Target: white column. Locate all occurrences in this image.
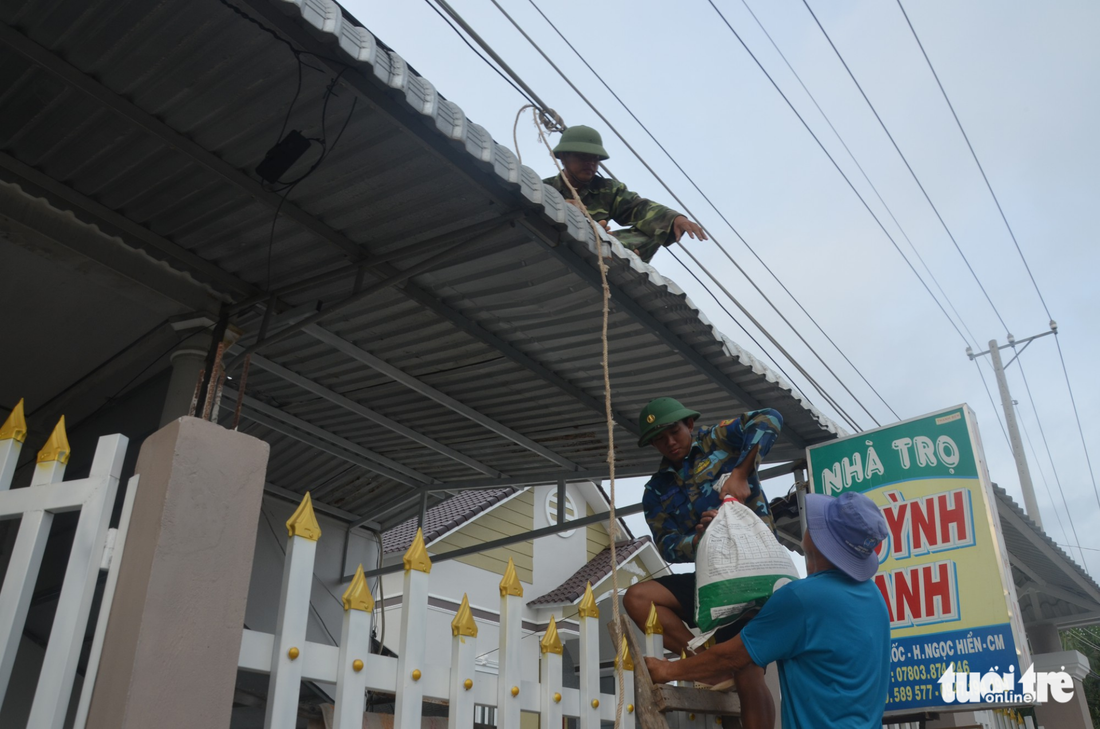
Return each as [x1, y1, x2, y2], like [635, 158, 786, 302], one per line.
[159, 335, 212, 427]
[29, 433, 127, 729]
[264, 493, 322, 729]
[616, 635, 636, 729]
[332, 564, 375, 729]
[74, 472, 141, 729]
[0, 398, 27, 489]
[497, 558, 524, 729]
[0, 417, 69, 709]
[448, 594, 478, 729]
[678, 651, 701, 729]
[577, 582, 601, 729]
[540, 616, 564, 729]
[394, 528, 431, 729]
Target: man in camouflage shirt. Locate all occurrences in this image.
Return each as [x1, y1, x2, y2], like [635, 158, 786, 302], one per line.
[623, 397, 783, 729]
[543, 125, 708, 262]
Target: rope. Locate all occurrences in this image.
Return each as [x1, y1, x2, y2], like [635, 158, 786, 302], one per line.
[526, 108, 625, 729]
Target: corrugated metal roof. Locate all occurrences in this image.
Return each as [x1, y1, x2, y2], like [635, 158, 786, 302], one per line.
[0, 0, 839, 529]
[993, 484, 1100, 627]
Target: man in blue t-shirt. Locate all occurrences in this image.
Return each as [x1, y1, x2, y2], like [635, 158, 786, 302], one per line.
[645, 491, 891, 729]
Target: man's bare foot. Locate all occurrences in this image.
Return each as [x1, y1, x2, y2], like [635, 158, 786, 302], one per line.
[646, 656, 674, 684]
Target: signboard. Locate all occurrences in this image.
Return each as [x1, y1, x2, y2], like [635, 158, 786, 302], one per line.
[806, 404, 1030, 715]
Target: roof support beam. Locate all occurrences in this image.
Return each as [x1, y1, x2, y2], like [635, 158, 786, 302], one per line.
[997, 500, 1100, 604]
[264, 483, 379, 531]
[220, 387, 433, 487]
[360, 501, 646, 580]
[527, 226, 810, 451]
[0, 21, 366, 260]
[1008, 554, 1098, 613]
[349, 489, 449, 528]
[303, 324, 581, 470]
[250, 355, 503, 477]
[400, 282, 642, 436]
[228, 217, 518, 365]
[422, 468, 654, 493]
[0, 150, 258, 298]
[234, 0, 823, 453]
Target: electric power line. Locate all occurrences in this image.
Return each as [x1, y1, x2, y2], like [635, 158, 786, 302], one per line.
[896, 0, 1100, 516]
[667, 249, 861, 432]
[802, 0, 1009, 334]
[738, 0, 981, 353]
[703, 0, 973, 350]
[490, 0, 882, 429]
[1012, 357, 1090, 573]
[421, 0, 537, 108]
[894, 0, 1049, 320]
[523, 0, 900, 423]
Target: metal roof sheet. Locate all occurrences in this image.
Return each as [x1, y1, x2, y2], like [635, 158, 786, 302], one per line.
[0, 0, 839, 530]
[993, 484, 1100, 628]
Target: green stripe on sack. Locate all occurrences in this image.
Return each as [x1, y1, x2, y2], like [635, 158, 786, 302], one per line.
[696, 574, 791, 632]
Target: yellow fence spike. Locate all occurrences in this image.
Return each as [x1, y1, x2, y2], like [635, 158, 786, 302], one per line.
[341, 564, 374, 612]
[499, 556, 523, 597]
[644, 602, 664, 635]
[286, 491, 322, 541]
[540, 615, 563, 655]
[403, 527, 432, 573]
[0, 399, 28, 443]
[615, 635, 634, 671]
[577, 581, 599, 618]
[36, 416, 70, 464]
[452, 594, 478, 637]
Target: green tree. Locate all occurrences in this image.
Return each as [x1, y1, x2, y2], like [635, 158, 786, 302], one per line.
[1061, 626, 1100, 726]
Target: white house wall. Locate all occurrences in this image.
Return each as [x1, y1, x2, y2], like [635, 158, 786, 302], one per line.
[531, 483, 594, 599]
[379, 558, 541, 684]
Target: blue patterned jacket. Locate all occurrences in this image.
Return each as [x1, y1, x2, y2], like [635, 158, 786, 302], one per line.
[642, 409, 783, 563]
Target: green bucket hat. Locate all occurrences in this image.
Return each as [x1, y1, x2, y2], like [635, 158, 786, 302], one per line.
[552, 125, 610, 160]
[637, 397, 701, 447]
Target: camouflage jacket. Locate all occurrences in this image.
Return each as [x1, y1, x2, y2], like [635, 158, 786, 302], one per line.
[543, 173, 683, 262]
[642, 409, 783, 564]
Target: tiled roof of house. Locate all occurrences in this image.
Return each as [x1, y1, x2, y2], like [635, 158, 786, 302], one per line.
[527, 537, 652, 607]
[382, 488, 518, 554]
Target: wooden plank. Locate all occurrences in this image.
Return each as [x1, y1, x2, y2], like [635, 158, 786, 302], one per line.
[654, 686, 741, 715]
[614, 617, 741, 721]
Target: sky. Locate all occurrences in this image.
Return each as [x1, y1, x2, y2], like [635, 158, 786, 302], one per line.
[341, 0, 1100, 576]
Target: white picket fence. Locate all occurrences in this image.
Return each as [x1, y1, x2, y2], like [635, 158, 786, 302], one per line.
[0, 402, 138, 729]
[237, 490, 639, 729]
[884, 707, 1036, 729]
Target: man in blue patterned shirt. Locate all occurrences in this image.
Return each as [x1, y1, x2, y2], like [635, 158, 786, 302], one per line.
[623, 397, 783, 729]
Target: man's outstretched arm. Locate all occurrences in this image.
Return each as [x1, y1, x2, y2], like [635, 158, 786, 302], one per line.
[645, 635, 757, 685]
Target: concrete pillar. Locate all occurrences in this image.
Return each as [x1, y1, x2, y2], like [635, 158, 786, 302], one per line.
[1031, 650, 1093, 729]
[925, 710, 985, 727]
[158, 335, 212, 427]
[1026, 623, 1062, 655]
[85, 416, 269, 729]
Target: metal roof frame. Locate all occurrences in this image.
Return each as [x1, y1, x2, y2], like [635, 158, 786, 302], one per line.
[1, 0, 839, 531]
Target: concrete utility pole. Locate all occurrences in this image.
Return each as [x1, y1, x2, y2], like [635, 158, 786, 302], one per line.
[967, 323, 1057, 527]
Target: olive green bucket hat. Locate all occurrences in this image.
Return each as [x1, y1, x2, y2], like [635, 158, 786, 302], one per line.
[552, 125, 610, 160]
[637, 397, 701, 447]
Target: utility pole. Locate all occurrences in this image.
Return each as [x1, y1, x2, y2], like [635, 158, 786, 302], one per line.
[967, 323, 1057, 527]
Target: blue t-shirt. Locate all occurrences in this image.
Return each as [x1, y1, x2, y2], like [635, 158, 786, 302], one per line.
[740, 570, 890, 729]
